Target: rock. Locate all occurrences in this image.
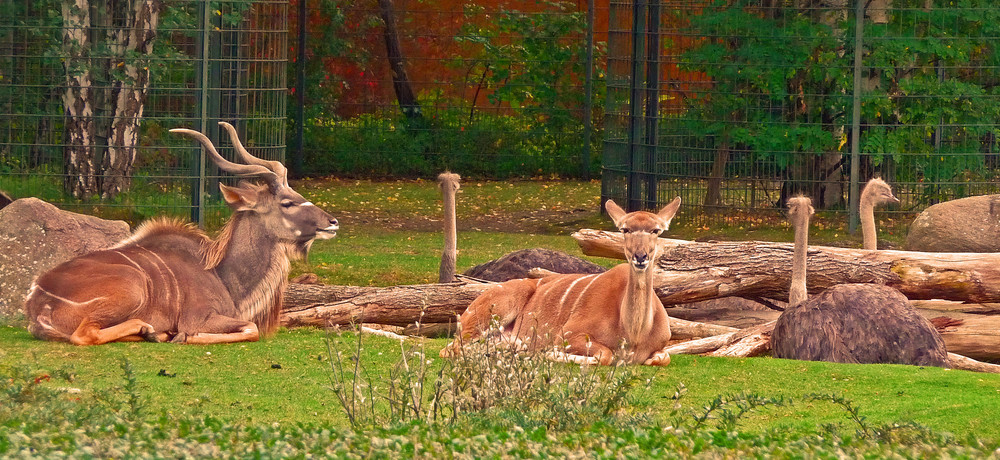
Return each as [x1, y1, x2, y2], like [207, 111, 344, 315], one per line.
[772, 284, 950, 367]
[0, 198, 130, 316]
[906, 195, 1000, 252]
[464, 248, 606, 282]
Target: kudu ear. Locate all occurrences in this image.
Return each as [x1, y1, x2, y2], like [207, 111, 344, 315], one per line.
[220, 183, 259, 211]
[657, 197, 682, 227]
[605, 199, 627, 227]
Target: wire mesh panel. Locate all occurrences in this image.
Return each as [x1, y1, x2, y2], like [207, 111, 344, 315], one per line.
[605, 0, 1000, 227]
[288, 0, 602, 180]
[0, 0, 287, 228]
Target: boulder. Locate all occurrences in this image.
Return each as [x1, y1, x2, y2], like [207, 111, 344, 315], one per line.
[0, 198, 130, 316]
[772, 284, 950, 367]
[906, 195, 1000, 252]
[464, 248, 606, 282]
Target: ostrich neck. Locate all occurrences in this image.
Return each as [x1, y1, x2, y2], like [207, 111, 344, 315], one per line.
[439, 188, 457, 282]
[621, 265, 657, 344]
[860, 198, 877, 250]
[789, 216, 809, 307]
[443, 191, 457, 254]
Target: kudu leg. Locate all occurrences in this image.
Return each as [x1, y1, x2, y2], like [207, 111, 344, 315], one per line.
[177, 315, 260, 345]
[559, 334, 615, 366]
[644, 348, 671, 367]
[70, 318, 160, 346]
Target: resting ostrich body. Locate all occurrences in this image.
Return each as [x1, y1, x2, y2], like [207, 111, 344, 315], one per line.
[860, 178, 900, 250]
[441, 198, 681, 366]
[464, 248, 606, 282]
[771, 195, 949, 366]
[438, 172, 461, 283]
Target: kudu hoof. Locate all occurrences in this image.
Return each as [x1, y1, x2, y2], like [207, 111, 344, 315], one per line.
[170, 332, 188, 344]
[140, 326, 161, 343]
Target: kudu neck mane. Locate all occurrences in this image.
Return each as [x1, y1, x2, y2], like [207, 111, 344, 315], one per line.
[205, 210, 301, 330]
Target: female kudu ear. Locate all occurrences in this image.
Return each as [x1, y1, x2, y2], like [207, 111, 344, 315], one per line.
[605, 199, 627, 227]
[657, 197, 682, 228]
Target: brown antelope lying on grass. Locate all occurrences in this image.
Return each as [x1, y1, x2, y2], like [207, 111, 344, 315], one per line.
[441, 197, 681, 365]
[24, 123, 338, 345]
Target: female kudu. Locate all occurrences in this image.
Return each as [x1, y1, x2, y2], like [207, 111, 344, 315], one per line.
[441, 198, 682, 365]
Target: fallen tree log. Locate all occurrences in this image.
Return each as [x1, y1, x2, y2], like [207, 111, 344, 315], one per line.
[281, 281, 492, 328]
[280, 279, 1000, 369]
[574, 229, 1000, 304]
[281, 281, 737, 340]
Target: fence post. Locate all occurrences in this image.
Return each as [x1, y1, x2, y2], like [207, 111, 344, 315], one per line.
[294, 0, 306, 178]
[627, 0, 647, 211]
[848, 0, 864, 234]
[581, 0, 594, 179]
[643, 0, 660, 209]
[193, 0, 211, 227]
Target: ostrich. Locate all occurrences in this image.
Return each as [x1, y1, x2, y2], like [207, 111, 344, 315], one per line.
[438, 172, 461, 283]
[771, 195, 949, 367]
[860, 178, 900, 250]
[463, 248, 606, 282]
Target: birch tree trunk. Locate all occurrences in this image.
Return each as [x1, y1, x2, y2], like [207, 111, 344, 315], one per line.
[61, 0, 160, 199]
[62, 0, 97, 198]
[101, 0, 160, 199]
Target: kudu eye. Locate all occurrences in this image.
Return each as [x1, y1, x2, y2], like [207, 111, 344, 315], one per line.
[280, 200, 296, 208]
[621, 228, 631, 234]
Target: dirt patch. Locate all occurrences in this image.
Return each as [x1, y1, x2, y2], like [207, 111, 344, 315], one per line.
[336, 207, 601, 234]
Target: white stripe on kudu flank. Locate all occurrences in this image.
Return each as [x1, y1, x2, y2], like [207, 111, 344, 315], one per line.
[34, 285, 106, 307]
[114, 250, 144, 271]
[570, 274, 601, 315]
[558, 274, 597, 310]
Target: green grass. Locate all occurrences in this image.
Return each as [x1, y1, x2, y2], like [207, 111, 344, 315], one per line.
[4, 324, 1000, 441]
[298, 229, 616, 286]
[2, 178, 992, 456]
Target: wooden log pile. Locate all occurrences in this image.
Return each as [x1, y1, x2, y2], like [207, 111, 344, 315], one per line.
[278, 230, 1000, 372]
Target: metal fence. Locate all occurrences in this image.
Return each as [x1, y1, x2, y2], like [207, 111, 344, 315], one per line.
[603, 0, 1000, 228]
[5, 0, 996, 229]
[288, 0, 603, 180]
[0, 0, 287, 227]
[1, 0, 603, 225]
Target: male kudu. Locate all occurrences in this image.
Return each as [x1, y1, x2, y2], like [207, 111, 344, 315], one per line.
[25, 123, 338, 345]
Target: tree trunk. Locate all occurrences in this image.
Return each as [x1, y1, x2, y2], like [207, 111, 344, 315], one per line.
[574, 229, 1000, 304]
[281, 281, 492, 328]
[62, 0, 97, 198]
[100, 0, 160, 199]
[703, 139, 729, 207]
[61, 0, 159, 199]
[377, 0, 421, 119]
